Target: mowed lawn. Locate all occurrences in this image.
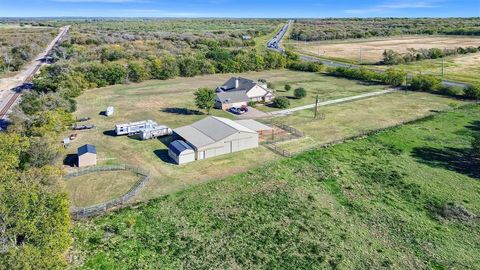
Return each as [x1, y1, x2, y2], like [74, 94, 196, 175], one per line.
[255, 75, 388, 112]
[64, 70, 467, 206]
[66, 171, 141, 208]
[71, 105, 480, 269]
[275, 91, 470, 152]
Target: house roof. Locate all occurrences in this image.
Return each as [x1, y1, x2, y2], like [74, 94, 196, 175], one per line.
[168, 140, 194, 156]
[173, 116, 256, 149]
[235, 119, 273, 132]
[220, 77, 257, 92]
[216, 91, 249, 104]
[78, 144, 96, 156]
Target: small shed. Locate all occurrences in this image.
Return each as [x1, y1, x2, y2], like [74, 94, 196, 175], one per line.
[77, 144, 97, 167]
[106, 106, 114, 117]
[168, 140, 195, 165]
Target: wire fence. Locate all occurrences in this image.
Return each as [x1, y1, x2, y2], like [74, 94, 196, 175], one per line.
[65, 165, 151, 219]
[259, 121, 305, 156]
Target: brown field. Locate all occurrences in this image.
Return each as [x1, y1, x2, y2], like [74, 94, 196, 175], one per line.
[292, 35, 480, 63]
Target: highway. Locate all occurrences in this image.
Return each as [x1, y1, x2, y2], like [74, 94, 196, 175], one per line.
[0, 25, 70, 127]
[267, 21, 468, 88]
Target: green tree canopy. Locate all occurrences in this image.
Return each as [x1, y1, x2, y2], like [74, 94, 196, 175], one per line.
[272, 96, 290, 109]
[294, 87, 307, 99]
[194, 88, 216, 114]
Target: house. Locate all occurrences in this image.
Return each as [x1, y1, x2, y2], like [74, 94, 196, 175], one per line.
[170, 116, 259, 163]
[215, 77, 274, 110]
[168, 140, 195, 165]
[77, 144, 97, 167]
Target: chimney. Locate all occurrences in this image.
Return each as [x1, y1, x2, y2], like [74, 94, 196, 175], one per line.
[235, 78, 239, 89]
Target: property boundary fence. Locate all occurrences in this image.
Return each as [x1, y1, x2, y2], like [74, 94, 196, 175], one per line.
[259, 121, 305, 157]
[65, 165, 151, 219]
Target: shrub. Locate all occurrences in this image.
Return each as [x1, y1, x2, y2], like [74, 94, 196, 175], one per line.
[294, 87, 307, 99]
[463, 84, 480, 100]
[247, 101, 258, 107]
[410, 75, 441, 91]
[272, 96, 290, 109]
[288, 61, 323, 72]
[437, 85, 463, 96]
[284, 84, 292, 91]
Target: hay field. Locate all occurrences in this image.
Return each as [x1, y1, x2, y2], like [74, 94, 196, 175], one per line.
[292, 35, 480, 63]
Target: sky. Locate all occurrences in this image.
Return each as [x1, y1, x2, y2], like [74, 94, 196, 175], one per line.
[0, 0, 478, 18]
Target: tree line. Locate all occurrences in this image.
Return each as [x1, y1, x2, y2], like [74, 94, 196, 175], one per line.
[327, 66, 480, 100]
[382, 46, 480, 65]
[291, 18, 480, 42]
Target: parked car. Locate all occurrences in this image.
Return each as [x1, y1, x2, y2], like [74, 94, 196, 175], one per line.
[229, 107, 246, 115]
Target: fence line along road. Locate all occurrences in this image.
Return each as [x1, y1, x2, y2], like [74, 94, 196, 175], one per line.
[269, 89, 396, 116]
[66, 164, 151, 219]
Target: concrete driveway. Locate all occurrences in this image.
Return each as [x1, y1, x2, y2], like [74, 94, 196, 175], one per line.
[230, 107, 269, 119]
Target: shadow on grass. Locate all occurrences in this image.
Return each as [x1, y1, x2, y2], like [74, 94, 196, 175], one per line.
[64, 154, 78, 167]
[153, 149, 174, 163]
[161, 107, 204, 116]
[466, 120, 480, 132]
[411, 147, 480, 179]
[103, 130, 117, 137]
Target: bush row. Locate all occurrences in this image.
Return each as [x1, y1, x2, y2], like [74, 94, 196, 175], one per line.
[382, 46, 480, 65]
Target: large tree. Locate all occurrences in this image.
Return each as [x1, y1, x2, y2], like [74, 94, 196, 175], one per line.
[194, 88, 216, 114]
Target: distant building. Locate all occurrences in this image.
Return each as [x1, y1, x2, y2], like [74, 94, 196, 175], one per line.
[78, 144, 97, 167]
[170, 116, 259, 163]
[242, 35, 252, 40]
[215, 77, 274, 110]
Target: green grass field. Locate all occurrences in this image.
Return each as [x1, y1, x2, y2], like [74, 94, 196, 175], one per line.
[65, 170, 142, 208]
[64, 70, 468, 207]
[71, 105, 480, 269]
[256, 75, 388, 112]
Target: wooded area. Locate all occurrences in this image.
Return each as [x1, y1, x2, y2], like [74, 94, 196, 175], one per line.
[291, 18, 480, 41]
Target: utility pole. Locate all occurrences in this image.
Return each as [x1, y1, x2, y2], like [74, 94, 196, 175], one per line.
[441, 58, 445, 80]
[314, 94, 319, 119]
[359, 47, 363, 65]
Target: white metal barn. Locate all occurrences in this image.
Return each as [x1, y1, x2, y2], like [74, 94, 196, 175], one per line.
[168, 140, 195, 165]
[172, 116, 259, 161]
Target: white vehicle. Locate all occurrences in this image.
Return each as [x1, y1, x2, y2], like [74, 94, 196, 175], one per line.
[115, 120, 158, 136]
[140, 126, 173, 140]
[106, 106, 114, 117]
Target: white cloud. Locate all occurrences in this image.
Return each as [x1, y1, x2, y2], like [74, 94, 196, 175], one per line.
[345, 0, 442, 14]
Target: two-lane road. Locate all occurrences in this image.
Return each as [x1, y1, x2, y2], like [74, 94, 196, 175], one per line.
[0, 25, 70, 125]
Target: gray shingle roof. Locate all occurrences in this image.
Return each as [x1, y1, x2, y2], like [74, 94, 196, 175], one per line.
[220, 77, 257, 92]
[216, 91, 249, 104]
[78, 144, 96, 156]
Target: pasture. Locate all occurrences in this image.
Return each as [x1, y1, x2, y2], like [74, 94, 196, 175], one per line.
[71, 105, 480, 269]
[291, 35, 480, 64]
[63, 70, 467, 207]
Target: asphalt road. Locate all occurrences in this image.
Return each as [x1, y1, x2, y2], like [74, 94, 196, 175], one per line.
[268, 21, 468, 89]
[0, 25, 70, 127]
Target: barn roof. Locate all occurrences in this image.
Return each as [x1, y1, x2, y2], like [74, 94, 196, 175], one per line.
[173, 116, 256, 149]
[235, 119, 273, 132]
[78, 144, 96, 156]
[168, 140, 194, 156]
